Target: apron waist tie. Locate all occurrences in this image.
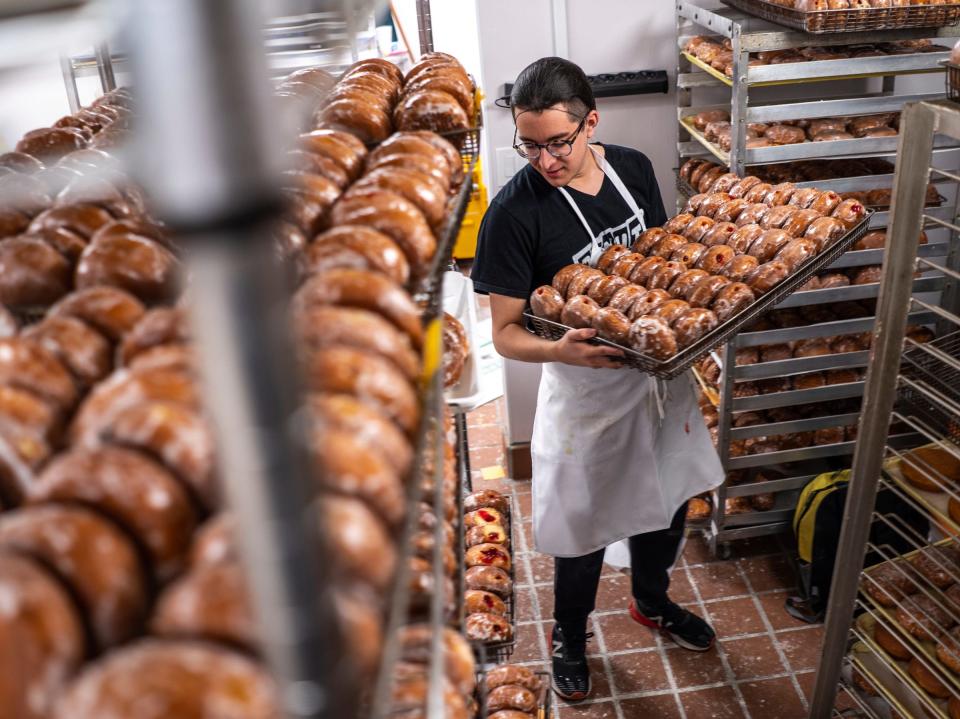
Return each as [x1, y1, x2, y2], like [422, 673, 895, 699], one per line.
[652, 377, 666, 426]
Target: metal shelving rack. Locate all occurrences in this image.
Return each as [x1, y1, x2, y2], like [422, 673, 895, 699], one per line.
[810, 99, 960, 719]
[675, 0, 960, 555]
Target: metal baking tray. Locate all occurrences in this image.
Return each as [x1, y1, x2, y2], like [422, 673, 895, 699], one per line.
[523, 211, 873, 380]
[722, 0, 960, 34]
[897, 332, 960, 445]
[467, 502, 516, 664]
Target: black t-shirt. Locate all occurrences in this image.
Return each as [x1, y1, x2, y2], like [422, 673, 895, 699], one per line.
[471, 143, 667, 299]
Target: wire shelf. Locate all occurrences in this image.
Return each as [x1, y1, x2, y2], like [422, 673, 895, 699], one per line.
[722, 0, 960, 34]
[468, 502, 517, 665]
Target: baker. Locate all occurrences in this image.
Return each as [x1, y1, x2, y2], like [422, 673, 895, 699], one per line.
[471, 57, 722, 701]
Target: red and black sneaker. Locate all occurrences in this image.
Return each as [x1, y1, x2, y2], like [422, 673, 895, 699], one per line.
[551, 625, 592, 702]
[629, 599, 716, 652]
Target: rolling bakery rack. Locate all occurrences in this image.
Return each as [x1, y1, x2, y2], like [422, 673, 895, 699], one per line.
[808, 99, 960, 718]
[675, 0, 960, 556]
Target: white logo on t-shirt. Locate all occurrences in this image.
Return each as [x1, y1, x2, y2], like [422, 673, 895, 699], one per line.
[571, 212, 647, 264]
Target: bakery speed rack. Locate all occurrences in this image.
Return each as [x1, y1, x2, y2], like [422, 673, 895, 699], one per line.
[809, 99, 960, 719]
[675, 0, 960, 179]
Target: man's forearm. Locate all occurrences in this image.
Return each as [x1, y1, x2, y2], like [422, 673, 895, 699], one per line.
[493, 322, 558, 364]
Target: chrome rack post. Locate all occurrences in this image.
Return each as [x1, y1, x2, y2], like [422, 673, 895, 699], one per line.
[126, 1, 349, 717]
[94, 42, 116, 92]
[808, 101, 936, 718]
[416, 0, 432, 54]
[59, 54, 81, 113]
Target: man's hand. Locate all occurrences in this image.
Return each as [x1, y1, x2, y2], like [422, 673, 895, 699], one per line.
[550, 328, 625, 369]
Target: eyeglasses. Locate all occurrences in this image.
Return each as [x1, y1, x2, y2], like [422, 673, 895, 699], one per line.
[513, 116, 586, 159]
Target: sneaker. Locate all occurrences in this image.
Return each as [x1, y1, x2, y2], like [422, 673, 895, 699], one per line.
[629, 599, 716, 652]
[550, 625, 593, 701]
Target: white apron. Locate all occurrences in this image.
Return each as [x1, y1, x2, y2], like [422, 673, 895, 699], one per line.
[531, 148, 723, 558]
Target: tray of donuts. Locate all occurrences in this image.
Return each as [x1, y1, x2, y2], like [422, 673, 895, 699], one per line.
[885, 444, 960, 537]
[850, 617, 953, 719]
[475, 664, 552, 719]
[463, 489, 517, 662]
[525, 188, 872, 379]
[721, 0, 960, 34]
[858, 540, 960, 714]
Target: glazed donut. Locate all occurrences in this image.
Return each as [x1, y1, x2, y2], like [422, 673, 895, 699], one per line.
[466, 524, 509, 548]
[628, 317, 677, 359]
[587, 271, 629, 305]
[696, 193, 733, 219]
[487, 685, 537, 714]
[309, 393, 412, 479]
[727, 224, 765, 254]
[0, 551, 85, 719]
[853, 230, 886, 251]
[0, 209, 30, 239]
[0, 337, 76, 417]
[629, 256, 666, 285]
[631, 227, 667, 255]
[91, 218, 170, 251]
[567, 268, 606, 298]
[485, 665, 542, 693]
[0, 382, 60, 449]
[671, 243, 708, 267]
[366, 135, 450, 178]
[701, 221, 737, 248]
[668, 269, 710, 299]
[75, 233, 181, 305]
[937, 626, 960, 675]
[831, 198, 867, 229]
[908, 656, 951, 699]
[780, 208, 821, 238]
[329, 190, 436, 279]
[735, 203, 770, 227]
[794, 339, 831, 357]
[707, 173, 740, 195]
[349, 167, 447, 229]
[560, 295, 600, 329]
[775, 238, 819, 271]
[743, 182, 774, 204]
[295, 305, 420, 380]
[608, 254, 645, 282]
[596, 244, 631, 273]
[748, 229, 793, 262]
[316, 98, 391, 144]
[818, 272, 851, 289]
[311, 428, 405, 527]
[322, 493, 398, 590]
[909, 544, 960, 589]
[466, 543, 512, 570]
[628, 288, 671, 319]
[662, 213, 695, 235]
[0, 151, 44, 173]
[465, 565, 512, 597]
[290, 150, 356, 191]
[744, 261, 789, 296]
[117, 307, 189, 366]
[0, 504, 146, 650]
[29, 444, 199, 582]
[396, 624, 476, 696]
[293, 269, 423, 348]
[465, 612, 513, 643]
[394, 89, 470, 135]
[15, 128, 86, 163]
[150, 559, 256, 651]
[695, 244, 736, 273]
[812, 130, 854, 142]
[0, 235, 71, 310]
[764, 125, 805, 146]
[697, 166, 727, 194]
[344, 57, 404, 86]
[47, 286, 144, 343]
[304, 346, 418, 437]
[29, 204, 113, 248]
[896, 594, 954, 642]
[787, 188, 822, 209]
[649, 300, 690, 325]
[729, 176, 763, 199]
[711, 282, 755, 321]
[552, 264, 589, 296]
[649, 234, 688, 260]
[465, 589, 507, 616]
[680, 159, 709, 182]
[606, 285, 647, 316]
[686, 274, 731, 308]
[23, 315, 111, 387]
[389, 131, 463, 186]
[759, 205, 799, 231]
[648, 261, 688, 290]
[673, 308, 718, 348]
[0, 173, 52, 217]
[808, 190, 842, 216]
[682, 193, 709, 214]
[592, 307, 632, 344]
[682, 216, 716, 243]
[51, 640, 279, 719]
[402, 70, 474, 118]
[713, 199, 750, 224]
[305, 225, 410, 286]
[530, 285, 566, 322]
[765, 182, 798, 206]
[689, 162, 719, 189]
[862, 563, 916, 607]
[54, 176, 136, 219]
[850, 266, 882, 285]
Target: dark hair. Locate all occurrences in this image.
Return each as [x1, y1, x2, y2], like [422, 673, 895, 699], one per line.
[510, 57, 595, 121]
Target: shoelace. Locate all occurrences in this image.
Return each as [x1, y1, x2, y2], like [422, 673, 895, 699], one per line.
[557, 631, 595, 659]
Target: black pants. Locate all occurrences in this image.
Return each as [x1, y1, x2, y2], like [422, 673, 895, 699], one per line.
[553, 502, 688, 634]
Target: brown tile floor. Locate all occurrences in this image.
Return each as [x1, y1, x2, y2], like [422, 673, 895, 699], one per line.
[464, 396, 829, 719]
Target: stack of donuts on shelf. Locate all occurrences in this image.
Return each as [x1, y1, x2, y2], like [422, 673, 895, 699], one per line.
[463, 489, 515, 648]
[444, 311, 470, 388]
[688, 109, 901, 152]
[684, 34, 945, 78]
[477, 664, 545, 718]
[859, 540, 960, 714]
[530, 165, 867, 361]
